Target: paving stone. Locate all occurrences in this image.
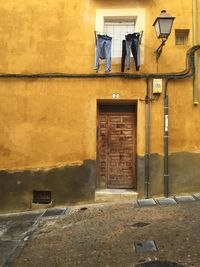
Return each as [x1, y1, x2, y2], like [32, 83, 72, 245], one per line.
[193, 193, 200, 200]
[156, 198, 177, 206]
[174, 195, 195, 203]
[137, 199, 157, 207]
[134, 240, 158, 253]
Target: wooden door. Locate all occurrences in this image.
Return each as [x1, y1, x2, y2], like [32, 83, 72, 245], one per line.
[98, 108, 136, 189]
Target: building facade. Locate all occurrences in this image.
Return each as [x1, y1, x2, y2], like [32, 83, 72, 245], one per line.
[0, 0, 200, 212]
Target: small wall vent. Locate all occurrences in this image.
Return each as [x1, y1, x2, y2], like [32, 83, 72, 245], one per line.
[33, 190, 51, 204]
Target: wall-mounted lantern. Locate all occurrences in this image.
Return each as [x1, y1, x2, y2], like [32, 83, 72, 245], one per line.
[153, 10, 175, 60]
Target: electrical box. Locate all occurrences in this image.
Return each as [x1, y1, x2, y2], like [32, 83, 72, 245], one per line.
[153, 79, 162, 94]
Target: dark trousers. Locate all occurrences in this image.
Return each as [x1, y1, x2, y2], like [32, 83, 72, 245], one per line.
[121, 35, 140, 72]
[131, 36, 140, 71]
[121, 40, 126, 72]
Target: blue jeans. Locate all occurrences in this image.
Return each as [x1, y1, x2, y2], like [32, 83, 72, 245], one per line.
[125, 39, 133, 70]
[94, 35, 112, 72]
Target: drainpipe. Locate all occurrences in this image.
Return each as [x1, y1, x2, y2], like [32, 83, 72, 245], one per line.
[164, 80, 169, 197]
[193, 0, 199, 104]
[145, 78, 151, 198]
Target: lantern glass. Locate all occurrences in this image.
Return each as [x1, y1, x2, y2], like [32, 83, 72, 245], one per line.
[159, 18, 174, 38]
[153, 10, 175, 39]
[154, 20, 161, 38]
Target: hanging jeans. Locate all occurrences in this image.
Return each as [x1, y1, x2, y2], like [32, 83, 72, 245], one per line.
[94, 35, 112, 73]
[121, 40, 126, 72]
[131, 35, 140, 71]
[121, 34, 140, 72]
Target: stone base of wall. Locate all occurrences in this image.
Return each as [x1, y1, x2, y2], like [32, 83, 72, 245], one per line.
[137, 152, 200, 198]
[0, 160, 96, 213]
[1, 152, 200, 213]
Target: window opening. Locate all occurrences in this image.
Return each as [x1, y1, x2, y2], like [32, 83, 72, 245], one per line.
[175, 29, 189, 45]
[104, 17, 136, 58]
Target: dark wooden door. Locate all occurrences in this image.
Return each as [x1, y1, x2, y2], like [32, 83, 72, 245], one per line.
[98, 111, 136, 189]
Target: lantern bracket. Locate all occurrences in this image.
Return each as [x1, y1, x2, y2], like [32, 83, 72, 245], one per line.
[155, 39, 167, 61]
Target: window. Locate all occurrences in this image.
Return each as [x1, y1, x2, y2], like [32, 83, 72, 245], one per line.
[104, 17, 135, 58]
[95, 9, 145, 64]
[175, 29, 189, 45]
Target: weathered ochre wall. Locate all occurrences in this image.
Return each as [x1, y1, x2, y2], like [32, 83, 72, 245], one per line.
[0, 0, 200, 212]
[0, 79, 146, 170]
[0, 0, 198, 162]
[0, 0, 195, 74]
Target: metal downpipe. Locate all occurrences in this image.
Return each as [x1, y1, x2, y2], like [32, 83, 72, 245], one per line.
[145, 78, 151, 198]
[164, 80, 169, 197]
[193, 0, 199, 104]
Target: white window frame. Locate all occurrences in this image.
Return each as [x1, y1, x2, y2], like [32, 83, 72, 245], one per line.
[104, 20, 135, 58]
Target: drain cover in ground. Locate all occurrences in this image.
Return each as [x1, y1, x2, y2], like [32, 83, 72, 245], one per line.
[135, 261, 187, 267]
[134, 240, 157, 253]
[42, 208, 67, 217]
[156, 198, 177, 205]
[137, 199, 157, 207]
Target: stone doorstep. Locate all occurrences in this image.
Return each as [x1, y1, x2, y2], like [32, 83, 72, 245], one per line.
[95, 189, 138, 202]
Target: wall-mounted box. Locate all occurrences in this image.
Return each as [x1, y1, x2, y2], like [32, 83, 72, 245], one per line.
[153, 79, 162, 94]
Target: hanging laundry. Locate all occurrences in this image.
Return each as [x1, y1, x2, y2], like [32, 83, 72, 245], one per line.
[121, 33, 140, 72]
[94, 34, 112, 73]
[121, 40, 127, 72]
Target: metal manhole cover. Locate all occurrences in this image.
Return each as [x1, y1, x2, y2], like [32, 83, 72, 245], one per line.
[135, 261, 188, 267]
[42, 208, 67, 217]
[134, 240, 158, 253]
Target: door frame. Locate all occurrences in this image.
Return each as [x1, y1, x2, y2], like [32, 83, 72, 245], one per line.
[96, 100, 138, 189]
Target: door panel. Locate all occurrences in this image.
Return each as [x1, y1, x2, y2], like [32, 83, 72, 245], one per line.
[98, 115, 108, 188]
[98, 111, 136, 189]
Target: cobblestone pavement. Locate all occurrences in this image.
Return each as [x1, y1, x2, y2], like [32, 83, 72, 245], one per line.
[4, 200, 200, 267]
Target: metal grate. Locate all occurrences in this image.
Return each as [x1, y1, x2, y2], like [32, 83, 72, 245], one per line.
[33, 190, 51, 204]
[134, 240, 158, 253]
[42, 208, 67, 217]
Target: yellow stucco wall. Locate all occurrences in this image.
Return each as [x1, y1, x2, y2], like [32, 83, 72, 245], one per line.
[0, 0, 196, 73]
[0, 78, 146, 169]
[0, 0, 199, 171]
